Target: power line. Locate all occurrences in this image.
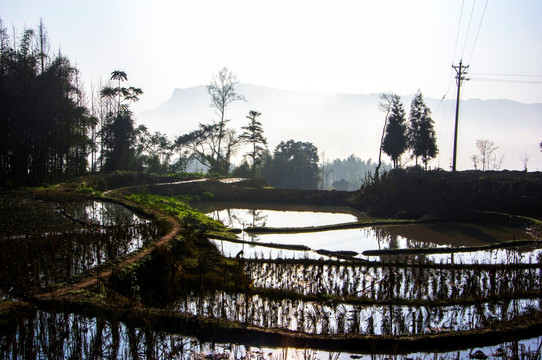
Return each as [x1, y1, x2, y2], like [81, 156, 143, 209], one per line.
[452, 0, 466, 64]
[470, 78, 542, 84]
[470, 72, 542, 77]
[442, 1, 466, 109]
[467, 0, 489, 64]
[461, 0, 477, 60]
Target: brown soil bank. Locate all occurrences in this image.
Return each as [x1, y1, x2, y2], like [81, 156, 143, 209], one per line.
[355, 169, 542, 219]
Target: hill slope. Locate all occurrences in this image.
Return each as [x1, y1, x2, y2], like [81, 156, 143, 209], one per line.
[137, 84, 542, 170]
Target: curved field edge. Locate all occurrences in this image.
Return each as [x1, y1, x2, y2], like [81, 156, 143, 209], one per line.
[243, 217, 438, 234]
[243, 210, 542, 235]
[28, 293, 542, 354]
[0, 172, 539, 352]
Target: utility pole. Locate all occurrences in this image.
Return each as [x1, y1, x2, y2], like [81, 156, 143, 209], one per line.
[452, 59, 469, 171]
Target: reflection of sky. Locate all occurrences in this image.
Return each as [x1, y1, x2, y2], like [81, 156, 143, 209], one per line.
[211, 239, 317, 260]
[206, 207, 541, 264]
[240, 227, 451, 253]
[177, 293, 538, 335]
[211, 226, 542, 265]
[18, 311, 542, 360]
[64, 201, 148, 226]
[207, 208, 358, 228]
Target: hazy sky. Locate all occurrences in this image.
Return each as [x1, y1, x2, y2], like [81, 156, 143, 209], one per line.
[2, 0, 542, 115]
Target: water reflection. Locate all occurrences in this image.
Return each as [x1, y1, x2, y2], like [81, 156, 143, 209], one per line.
[203, 209, 540, 265]
[199, 202, 362, 229]
[210, 232, 542, 265]
[0, 201, 160, 299]
[176, 292, 540, 335]
[62, 200, 148, 227]
[202, 204, 533, 249]
[246, 262, 541, 302]
[1, 309, 540, 360]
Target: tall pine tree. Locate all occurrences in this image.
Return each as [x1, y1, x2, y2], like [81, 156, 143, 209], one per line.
[408, 90, 438, 169]
[382, 97, 407, 169]
[239, 110, 267, 180]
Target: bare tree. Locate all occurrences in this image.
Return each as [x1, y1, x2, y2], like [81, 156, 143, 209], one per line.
[471, 139, 504, 171]
[207, 67, 246, 174]
[520, 153, 530, 172]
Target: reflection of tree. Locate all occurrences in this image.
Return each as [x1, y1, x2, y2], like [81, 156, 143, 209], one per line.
[208, 208, 269, 242]
[372, 226, 440, 251]
[249, 209, 267, 228]
[372, 227, 399, 251]
[2, 311, 207, 359]
[0, 221, 158, 298]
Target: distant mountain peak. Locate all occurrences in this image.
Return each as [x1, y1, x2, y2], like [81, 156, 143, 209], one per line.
[137, 84, 542, 171]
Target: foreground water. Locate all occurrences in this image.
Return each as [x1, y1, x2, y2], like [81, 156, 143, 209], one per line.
[2, 199, 541, 358]
[1, 310, 541, 359]
[202, 203, 541, 265]
[0, 200, 160, 299]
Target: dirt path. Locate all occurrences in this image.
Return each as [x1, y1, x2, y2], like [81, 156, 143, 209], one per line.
[35, 214, 181, 301]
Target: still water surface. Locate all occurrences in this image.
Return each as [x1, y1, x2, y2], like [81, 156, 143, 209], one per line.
[1, 309, 540, 359]
[204, 204, 540, 265]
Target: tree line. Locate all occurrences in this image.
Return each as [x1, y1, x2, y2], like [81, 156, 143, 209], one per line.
[0, 20, 181, 186]
[1, 19, 442, 190]
[0, 20, 93, 186]
[0, 21, 321, 189]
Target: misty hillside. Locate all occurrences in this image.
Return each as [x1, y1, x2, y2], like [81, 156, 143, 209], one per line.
[137, 84, 542, 171]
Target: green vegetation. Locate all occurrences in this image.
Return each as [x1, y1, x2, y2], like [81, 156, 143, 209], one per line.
[127, 193, 226, 233]
[75, 181, 102, 196]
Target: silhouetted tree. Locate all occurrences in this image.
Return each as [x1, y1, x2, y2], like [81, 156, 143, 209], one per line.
[232, 160, 251, 178]
[0, 20, 93, 185]
[175, 123, 239, 173]
[207, 67, 245, 174]
[239, 110, 267, 180]
[408, 90, 438, 169]
[262, 140, 320, 189]
[175, 124, 218, 172]
[376, 93, 398, 177]
[134, 126, 172, 173]
[99, 71, 143, 171]
[520, 153, 530, 172]
[382, 96, 407, 168]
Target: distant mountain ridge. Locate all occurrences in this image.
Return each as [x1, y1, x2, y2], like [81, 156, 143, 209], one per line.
[137, 83, 542, 171]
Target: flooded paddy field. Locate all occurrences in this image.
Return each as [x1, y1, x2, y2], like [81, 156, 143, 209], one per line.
[245, 262, 541, 301]
[2, 309, 541, 359]
[174, 291, 541, 335]
[1, 187, 541, 359]
[196, 202, 541, 356]
[0, 193, 161, 298]
[202, 203, 541, 265]
[198, 202, 365, 229]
